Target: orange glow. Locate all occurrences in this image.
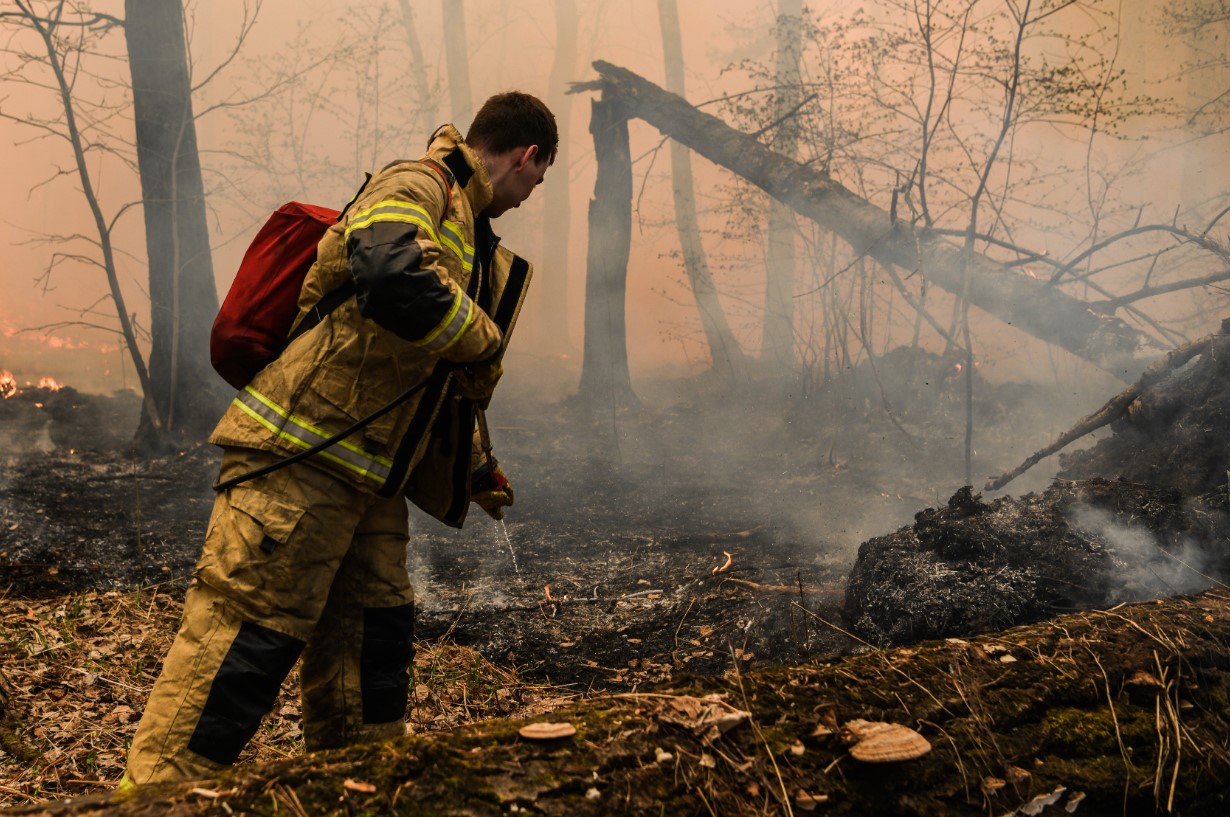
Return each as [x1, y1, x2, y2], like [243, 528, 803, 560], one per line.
[0, 370, 16, 399]
[37, 376, 63, 391]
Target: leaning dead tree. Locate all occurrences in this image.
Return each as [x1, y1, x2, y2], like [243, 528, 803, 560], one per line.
[14, 592, 1230, 815]
[573, 61, 1167, 387]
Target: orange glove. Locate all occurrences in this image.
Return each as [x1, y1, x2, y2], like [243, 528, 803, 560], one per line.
[470, 461, 514, 520]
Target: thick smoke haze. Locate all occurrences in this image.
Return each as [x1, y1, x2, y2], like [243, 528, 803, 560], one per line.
[1, 0, 1226, 415]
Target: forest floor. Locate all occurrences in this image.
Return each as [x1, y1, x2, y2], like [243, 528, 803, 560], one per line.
[0, 355, 1124, 807]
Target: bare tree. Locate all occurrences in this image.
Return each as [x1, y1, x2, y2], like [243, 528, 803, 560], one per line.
[397, 0, 440, 139]
[125, 0, 229, 446]
[0, 1, 161, 432]
[577, 97, 636, 406]
[1163, 0, 1230, 133]
[762, 0, 803, 374]
[536, 0, 579, 354]
[441, 0, 472, 125]
[657, 0, 747, 381]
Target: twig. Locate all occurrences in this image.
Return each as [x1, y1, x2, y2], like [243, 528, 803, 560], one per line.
[789, 601, 876, 649]
[723, 577, 840, 598]
[674, 597, 696, 648]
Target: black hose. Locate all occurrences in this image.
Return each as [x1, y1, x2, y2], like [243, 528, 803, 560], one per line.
[213, 372, 439, 492]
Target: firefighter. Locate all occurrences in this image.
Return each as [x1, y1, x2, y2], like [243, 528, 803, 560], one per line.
[123, 92, 557, 786]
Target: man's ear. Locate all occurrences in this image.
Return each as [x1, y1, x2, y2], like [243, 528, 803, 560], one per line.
[515, 144, 539, 170]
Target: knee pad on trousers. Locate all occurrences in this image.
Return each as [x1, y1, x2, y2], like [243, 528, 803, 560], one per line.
[360, 602, 416, 723]
[187, 620, 304, 765]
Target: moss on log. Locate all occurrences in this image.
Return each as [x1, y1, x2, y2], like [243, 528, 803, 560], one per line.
[12, 592, 1230, 816]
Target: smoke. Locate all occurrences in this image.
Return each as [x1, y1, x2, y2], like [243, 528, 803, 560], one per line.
[1068, 504, 1217, 602]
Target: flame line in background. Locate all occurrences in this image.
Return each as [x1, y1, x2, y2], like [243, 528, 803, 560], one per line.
[0, 369, 64, 399]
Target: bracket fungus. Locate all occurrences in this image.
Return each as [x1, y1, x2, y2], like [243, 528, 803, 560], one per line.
[841, 719, 932, 763]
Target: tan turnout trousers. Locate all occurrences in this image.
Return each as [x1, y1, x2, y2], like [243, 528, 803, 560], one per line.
[126, 448, 415, 785]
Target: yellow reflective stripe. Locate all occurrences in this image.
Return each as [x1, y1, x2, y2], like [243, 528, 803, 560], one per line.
[345, 201, 439, 244]
[435, 298, 475, 353]
[242, 387, 393, 467]
[412, 290, 475, 354]
[439, 221, 474, 272]
[234, 400, 387, 483]
[234, 388, 394, 485]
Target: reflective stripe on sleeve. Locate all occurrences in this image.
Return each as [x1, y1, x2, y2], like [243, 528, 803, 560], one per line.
[411, 288, 476, 354]
[234, 387, 394, 486]
[439, 221, 475, 273]
[345, 201, 439, 245]
[345, 202, 474, 274]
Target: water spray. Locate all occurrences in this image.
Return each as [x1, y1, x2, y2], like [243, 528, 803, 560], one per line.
[477, 408, 520, 574]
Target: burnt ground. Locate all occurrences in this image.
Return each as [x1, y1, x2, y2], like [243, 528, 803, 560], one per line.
[5, 341, 1227, 690]
[1, 385, 864, 693]
[0, 351, 1085, 690]
[4, 342, 1230, 807]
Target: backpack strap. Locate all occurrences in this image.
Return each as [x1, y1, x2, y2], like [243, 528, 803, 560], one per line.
[286, 158, 457, 348]
[285, 279, 357, 346]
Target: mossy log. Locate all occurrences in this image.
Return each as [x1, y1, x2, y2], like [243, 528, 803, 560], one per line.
[13, 593, 1230, 816]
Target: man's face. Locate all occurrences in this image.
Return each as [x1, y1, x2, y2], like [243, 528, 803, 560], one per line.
[487, 147, 550, 218]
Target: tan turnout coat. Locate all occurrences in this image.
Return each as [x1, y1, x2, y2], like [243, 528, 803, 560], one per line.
[209, 125, 532, 527]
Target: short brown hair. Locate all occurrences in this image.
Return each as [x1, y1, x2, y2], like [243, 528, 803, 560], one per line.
[466, 92, 558, 164]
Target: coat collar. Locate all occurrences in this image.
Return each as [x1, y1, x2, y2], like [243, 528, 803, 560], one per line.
[425, 125, 493, 216]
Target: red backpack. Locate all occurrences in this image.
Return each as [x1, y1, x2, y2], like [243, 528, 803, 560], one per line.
[211, 160, 454, 390]
[210, 202, 341, 389]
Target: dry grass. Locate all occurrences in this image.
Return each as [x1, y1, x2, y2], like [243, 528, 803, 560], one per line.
[0, 586, 577, 808]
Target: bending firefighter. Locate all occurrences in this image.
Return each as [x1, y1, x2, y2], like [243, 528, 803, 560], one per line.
[124, 92, 557, 785]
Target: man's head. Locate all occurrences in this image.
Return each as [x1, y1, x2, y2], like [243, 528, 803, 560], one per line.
[467, 92, 558, 218]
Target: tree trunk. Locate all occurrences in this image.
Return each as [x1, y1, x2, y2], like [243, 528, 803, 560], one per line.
[580, 61, 1164, 380]
[397, 0, 440, 140]
[124, 0, 228, 447]
[658, 0, 747, 381]
[762, 0, 803, 373]
[17, 592, 1230, 816]
[537, 0, 579, 354]
[441, 0, 473, 125]
[577, 98, 636, 406]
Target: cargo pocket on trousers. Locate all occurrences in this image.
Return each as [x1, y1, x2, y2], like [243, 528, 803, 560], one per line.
[199, 485, 310, 601]
[227, 486, 307, 557]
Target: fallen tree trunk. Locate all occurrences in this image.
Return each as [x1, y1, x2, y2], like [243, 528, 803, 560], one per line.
[576, 61, 1164, 379]
[16, 592, 1230, 816]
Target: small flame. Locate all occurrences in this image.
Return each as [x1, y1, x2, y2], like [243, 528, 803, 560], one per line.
[712, 551, 733, 575]
[1, 371, 66, 398]
[544, 584, 556, 602]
